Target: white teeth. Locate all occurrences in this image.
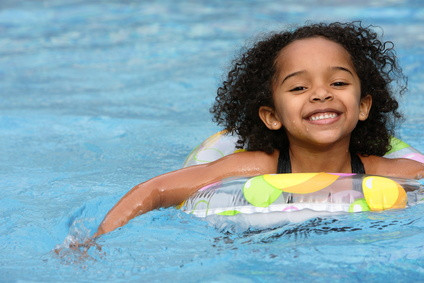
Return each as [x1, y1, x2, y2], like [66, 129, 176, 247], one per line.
[309, 113, 338, 121]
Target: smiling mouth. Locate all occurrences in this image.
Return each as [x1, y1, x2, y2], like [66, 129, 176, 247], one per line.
[308, 112, 340, 121]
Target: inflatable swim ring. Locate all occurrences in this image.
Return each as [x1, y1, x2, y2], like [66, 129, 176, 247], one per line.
[179, 132, 424, 226]
[180, 173, 422, 215]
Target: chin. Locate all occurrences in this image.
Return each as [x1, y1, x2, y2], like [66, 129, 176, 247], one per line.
[307, 134, 350, 148]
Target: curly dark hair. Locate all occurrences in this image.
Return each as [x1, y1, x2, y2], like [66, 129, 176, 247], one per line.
[211, 21, 407, 155]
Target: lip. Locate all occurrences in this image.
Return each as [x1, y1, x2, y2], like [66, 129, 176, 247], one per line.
[304, 108, 342, 125]
[304, 108, 342, 118]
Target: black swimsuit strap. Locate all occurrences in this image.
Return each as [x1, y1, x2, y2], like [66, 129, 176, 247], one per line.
[350, 151, 365, 174]
[277, 147, 292, 174]
[277, 148, 366, 174]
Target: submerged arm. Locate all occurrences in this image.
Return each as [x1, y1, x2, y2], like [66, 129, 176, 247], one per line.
[94, 151, 276, 237]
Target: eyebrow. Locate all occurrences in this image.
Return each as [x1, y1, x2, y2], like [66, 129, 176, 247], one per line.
[331, 66, 354, 77]
[280, 66, 355, 85]
[281, 70, 305, 84]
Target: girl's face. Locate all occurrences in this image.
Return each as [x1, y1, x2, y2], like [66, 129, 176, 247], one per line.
[259, 37, 372, 150]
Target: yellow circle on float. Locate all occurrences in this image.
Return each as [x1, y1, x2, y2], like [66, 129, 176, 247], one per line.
[362, 176, 402, 211]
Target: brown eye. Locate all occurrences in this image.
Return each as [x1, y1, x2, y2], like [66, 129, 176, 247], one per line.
[290, 86, 306, 92]
[332, 82, 349, 87]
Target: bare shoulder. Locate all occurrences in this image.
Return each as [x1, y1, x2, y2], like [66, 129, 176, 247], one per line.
[204, 150, 279, 178]
[361, 155, 424, 179]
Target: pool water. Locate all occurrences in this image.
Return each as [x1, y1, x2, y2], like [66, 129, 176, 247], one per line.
[1, 0, 424, 281]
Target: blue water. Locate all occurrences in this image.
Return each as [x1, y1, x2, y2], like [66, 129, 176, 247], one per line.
[1, 0, 424, 281]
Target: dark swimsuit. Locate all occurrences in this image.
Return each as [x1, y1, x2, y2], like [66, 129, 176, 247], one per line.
[277, 147, 366, 174]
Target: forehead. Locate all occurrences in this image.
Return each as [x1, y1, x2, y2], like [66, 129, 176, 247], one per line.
[274, 37, 355, 74]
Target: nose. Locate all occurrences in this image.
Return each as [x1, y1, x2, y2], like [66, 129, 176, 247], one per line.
[310, 86, 333, 102]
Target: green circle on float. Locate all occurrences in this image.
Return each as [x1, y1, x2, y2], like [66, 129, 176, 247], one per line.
[349, 198, 370, 213]
[243, 175, 282, 207]
[217, 210, 241, 216]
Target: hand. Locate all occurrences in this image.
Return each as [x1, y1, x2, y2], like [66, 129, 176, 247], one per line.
[54, 235, 102, 262]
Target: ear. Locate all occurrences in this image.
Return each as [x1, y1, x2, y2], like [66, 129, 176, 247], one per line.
[358, 95, 372, 121]
[258, 106, 283, 130]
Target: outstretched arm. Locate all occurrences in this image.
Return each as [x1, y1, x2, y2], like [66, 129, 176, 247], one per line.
[94, 150, 277, 237]
[94, 166, 205, 237]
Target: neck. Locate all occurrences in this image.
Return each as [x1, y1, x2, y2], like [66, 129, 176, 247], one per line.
[288, 143, 352, 173]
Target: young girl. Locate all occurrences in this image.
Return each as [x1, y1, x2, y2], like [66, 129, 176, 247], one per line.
[95, 22, 424, 237]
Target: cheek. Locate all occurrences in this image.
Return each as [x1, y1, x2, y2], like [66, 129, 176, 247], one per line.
[345, 100, 362, 128]
[351, 98, 362, 116]
[279, 99, 302, 129]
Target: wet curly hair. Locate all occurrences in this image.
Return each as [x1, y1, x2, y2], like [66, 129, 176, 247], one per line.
[211, 21, 407, 155]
